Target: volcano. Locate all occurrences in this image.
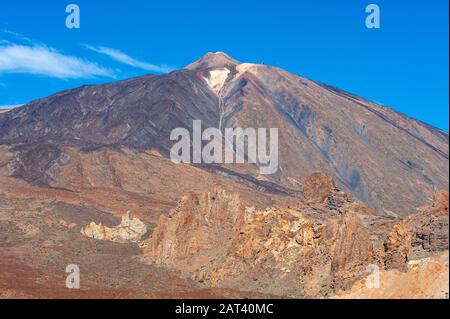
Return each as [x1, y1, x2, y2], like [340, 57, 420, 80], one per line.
[0, 52, 448, 215]
[0, 52, 448, 299]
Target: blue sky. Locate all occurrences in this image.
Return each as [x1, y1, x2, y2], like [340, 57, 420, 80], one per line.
[0, 0, 448, 131]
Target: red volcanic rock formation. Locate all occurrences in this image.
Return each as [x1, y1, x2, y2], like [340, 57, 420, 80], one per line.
[384, 191, 449, 271]
[302, 172, 354, 211]
[144, 176, 376, 297]
[326, 204, 374, 291]
[146, 189, 246, 273]
[144, 173, 448, 297]
[335, 251, 449, 299]
[303, 172, 336, 204]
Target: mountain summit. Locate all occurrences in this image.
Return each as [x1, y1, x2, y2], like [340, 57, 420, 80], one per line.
[185, 52, 240, 70]
[0, 52, 448, 214]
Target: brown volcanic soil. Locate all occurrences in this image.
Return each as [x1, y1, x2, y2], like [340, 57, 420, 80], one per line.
[0, 191, 274, 299]
[0, 145, 298, 223]
[0, 168, 448, 298]
[0, 253, 271, 299]
[0, 144, 297, 298]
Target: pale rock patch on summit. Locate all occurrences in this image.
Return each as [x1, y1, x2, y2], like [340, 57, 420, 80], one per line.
[236, 63, 259, 77]
[203, 68, 230, 94]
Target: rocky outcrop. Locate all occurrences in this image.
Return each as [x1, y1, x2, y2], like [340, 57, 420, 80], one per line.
[146, 189, 245, 272]
[326, 204, 375, 291]
[81, 211, 147, 243]
[383, 223, 411, 271]
[142, 176, 448, 297]
[144, 184, 375, 297]
[384, 191, 449, 271]
[335, 251, 449, 299]
[302, 172, 353, 211]
[303, 172, 337, 204]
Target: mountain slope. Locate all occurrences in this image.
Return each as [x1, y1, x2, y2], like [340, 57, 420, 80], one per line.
[0, 52, 448, 214]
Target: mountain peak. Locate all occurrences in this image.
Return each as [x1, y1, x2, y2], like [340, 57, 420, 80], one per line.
[185, 52, 239, 71]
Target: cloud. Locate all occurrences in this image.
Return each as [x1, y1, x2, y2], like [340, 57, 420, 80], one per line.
[1, 29, 33, 44]
[0, 44, 115, 79]
[83, 44, 175, 73]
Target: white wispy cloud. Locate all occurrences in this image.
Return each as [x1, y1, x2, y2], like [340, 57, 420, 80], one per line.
[83, 44, 175, 73]
[1, 29, 33, 44]
[0, 44, 115, 79]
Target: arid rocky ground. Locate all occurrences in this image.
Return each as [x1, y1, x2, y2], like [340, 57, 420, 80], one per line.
[0, 167, 448, 298]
